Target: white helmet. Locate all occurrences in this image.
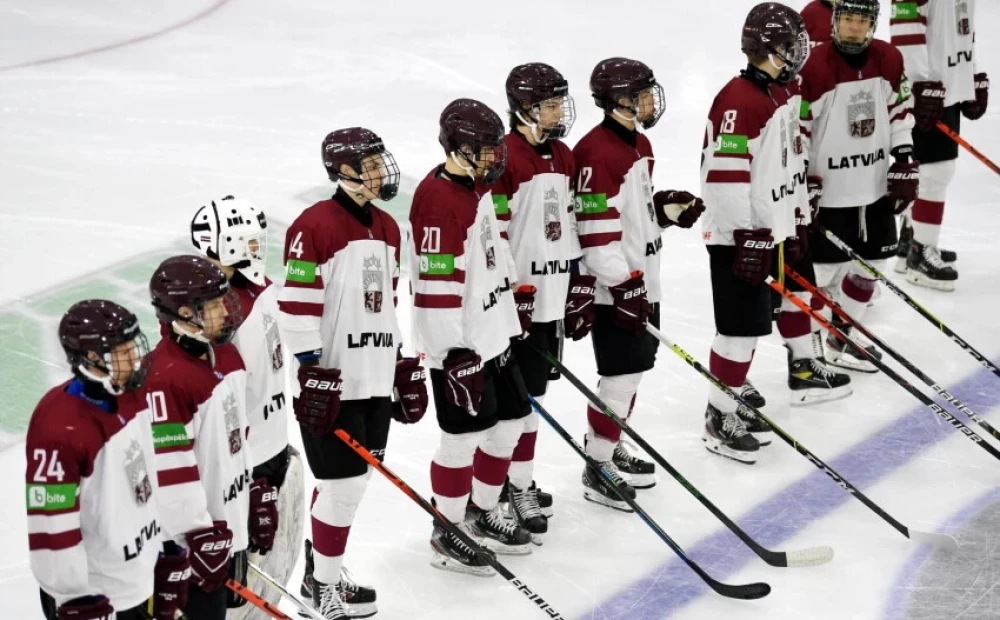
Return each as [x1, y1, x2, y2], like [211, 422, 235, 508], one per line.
[190, 196, 268, 286]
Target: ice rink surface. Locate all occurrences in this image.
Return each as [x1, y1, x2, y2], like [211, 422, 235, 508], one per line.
[3, 1, 1000, 617]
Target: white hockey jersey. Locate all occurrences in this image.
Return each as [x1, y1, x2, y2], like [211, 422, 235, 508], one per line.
[573, 117, 664, 306]
[493, 132, 581, 323]
[146, 332, 252, 552]
[701, 72, 806, 246]
[408, 166, 521, 369]
[232, 279, 290, 467]
[891, 0, 977, 106]
[278, 193, 402, 401]
[800, 40, 915, 208]
[26, 381, 160, 609]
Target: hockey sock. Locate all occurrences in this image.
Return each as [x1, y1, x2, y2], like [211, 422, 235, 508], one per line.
[508, 406, 540, 491]
[586, 372, 642, 462]
[838, 265, 883, 322]
[471, 418, 523, 510]
[430, 430, 485, 523]
[911, 160, 956, 247]
[778, 295, 821, 360]
[708, 335, 757, 414]
[311, 474, 369, 584]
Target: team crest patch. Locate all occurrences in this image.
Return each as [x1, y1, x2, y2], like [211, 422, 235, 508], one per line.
[262, 312, 284, 372]
[223, 392, 242, 455]
[543, 188, 562, 241]
[362, 255, 384, 313]
[848, 89, 877, 138]
[780, 116, 789, 167]
[480, 218, 495, 269]
[124, 439, 153, 505]
[956, 1, 970, 35]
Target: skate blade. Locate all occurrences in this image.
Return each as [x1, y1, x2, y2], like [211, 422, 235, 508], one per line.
[906, 270, 956, 292]
[893, 259, 908, 274]
[429, 553, 496, 577]
[582, 488, 635, 512]
[825, 353, 879, 374]
[624, 472, 657, 489]
[343, 602, 378, 619]
[540, 507, 554, 519]
[751, 430, 773, 446]
[530, 533, 544, 546]
[789, 385, 853, 407]
[703, 436, 758, 464]
[471, 534, 533, 556]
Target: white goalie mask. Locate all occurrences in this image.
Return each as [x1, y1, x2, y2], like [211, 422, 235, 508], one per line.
[190, 196, 268, 286]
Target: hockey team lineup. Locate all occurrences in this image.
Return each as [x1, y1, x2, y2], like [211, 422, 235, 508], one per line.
[4, 0, 1000, 618]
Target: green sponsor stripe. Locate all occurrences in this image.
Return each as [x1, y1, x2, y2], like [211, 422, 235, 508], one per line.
[716, 134, 749, 155]
[577, 193, 608, 214]
[892, 2, 919, 20]
[26, 483, 78, 511]
[492, 194, 510, 215]
[152, 422, 192, 449]
[419, 254, 455, 275]
[897, 77, 912, 103]
[800, 99, 812, 119]
[285, 259, 317, 284]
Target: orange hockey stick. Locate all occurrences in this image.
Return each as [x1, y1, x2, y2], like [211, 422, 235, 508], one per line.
[936, 120, 1000, 176]
[226, 578, 292, 620]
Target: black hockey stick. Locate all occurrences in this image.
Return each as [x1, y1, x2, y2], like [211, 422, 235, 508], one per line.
[527, 342, 833, 569]
[785, 265, 1000, 443]
[530, 396, 771, 600]
[769, 277, 1000, 463]
[646, 323, 957, 550]
[333, 430, 566, 619]
[820, 225, 1000, 380]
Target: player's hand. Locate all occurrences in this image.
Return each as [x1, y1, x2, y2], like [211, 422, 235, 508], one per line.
[564, 274, 597, 341]
[442, 349, 486, 416]
[56, 596, 115, 620]
[294, 366, 343, 436]
[784, 209, 809, 266]
[513, 285, 536, 337]
[153, 541, 190, 619]
[732, 228, 774, 286]
[887, 160, 919, 214]
[392, 357, 428, 424]
[807, 175, 823, 220]
[609, 271, 651, 334]
[962, 72, 989, 120]
[653, 190, 705, 229]
[911, 81, 946, 131]
[248, 478, 279, 554]
[186, 521, 234, 592]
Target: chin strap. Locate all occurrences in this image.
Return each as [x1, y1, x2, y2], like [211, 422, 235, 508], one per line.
[171, 320, 213, 359]
[515, 110, 550, 143]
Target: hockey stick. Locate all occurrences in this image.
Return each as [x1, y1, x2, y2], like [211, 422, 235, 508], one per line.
[936, 120, 1000, 176]
[768, 277, 1000, 463]
[529, 396, 771, 600]
[820, 225, 1000, 380]
[247, 561, 324, 620]
[785, 265, 1000, 443]
[645, 323, 957, 550]
[225, 579, 293, 620]
[332, 429, 566, 619]
[526, 342, 833, 569]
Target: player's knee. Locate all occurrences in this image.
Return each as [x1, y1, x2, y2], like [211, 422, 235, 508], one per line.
[920, 160, 957, 201]
[315, 473, 369, 505]
[481, 418, 523, 455]
[434, 430, 484, 468]
[710, 334, 757, 362]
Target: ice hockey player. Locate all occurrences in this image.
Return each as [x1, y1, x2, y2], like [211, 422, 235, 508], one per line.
[278, 127, 427, 619]
[891, 0, 987, 291]
[573, 57, 705, 502]
[146, 255, 256, 620]
[802, 0, 835, 47]
[189, 196, 303, 618]
[799, 0, 916, 372]
[489, 62, 582, 541]
[28, 300, 190, 620]
[701, 2, 852, 463]
[409, 98, 535, 574]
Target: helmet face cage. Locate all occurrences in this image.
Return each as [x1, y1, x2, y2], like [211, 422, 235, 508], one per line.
[346, 148, 401, 202]
[832, 2, 878, 55]
[177, 288, 243, 345]
[455, 136, 507, 185]
[190, 198, 269, 286]
[631, 82, 666, 129]
[70, 324, 151, 395]
[522, 94, 576, 140]
[776, 27, 810, 82]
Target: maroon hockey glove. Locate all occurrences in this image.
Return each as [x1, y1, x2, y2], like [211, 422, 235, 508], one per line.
[784, 209, 809, 266]
[807, 175, 823, 220]
[732, 228, 774, 286]
[248, 478, 279, 554]
[609, 271, 651, 334]
[153, 541, 190, 620]
[186, 521, 234, 592]
[652, 190, 706, 229]
[442, 348, 487, 416]
[513, 284, 537, 334]
[564, 274, 597, 341]
[887, 160, 919, 214]
[57, 596, 114, 620]
[294, 365, 343, 436]
[962, 72, 990, 120]
[911, 81, 946, 131]
[392, 357, 428, 423]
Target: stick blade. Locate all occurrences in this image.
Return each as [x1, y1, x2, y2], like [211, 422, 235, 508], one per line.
[783, 545, 835, 568]
[909, 530, 959, 551]
[709, 580, 771, 600]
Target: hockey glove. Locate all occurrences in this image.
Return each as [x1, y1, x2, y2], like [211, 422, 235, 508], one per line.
[609, 271, 651, 334]
[962, 72, 990, 120]
[442, 348, 487, 416]
[294, 366, 343, 436]
[392, 357, 428, 423]
[732, 228, 774, 286]
[248, 478, 279, 554]
[186, 521, 234, 592]
[514, 284, 537, 335]
[784, 209, 809, 266]
[807, 175, 823, 220]
[911, 81, 946, 131]
[652, 190, 706, 229]
[887, 160, 920, 214]
[56, 596, 115, 620]
[153, 541, 190, 620]
[564, 274, 597, 341]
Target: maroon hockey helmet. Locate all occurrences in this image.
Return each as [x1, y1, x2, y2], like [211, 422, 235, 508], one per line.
[505, 63, 576, 140]
[322, 127, 400, 201]
[589, 57, 666, 130]
[149, 255, 242, 344]
[832, 0, 879, 54]
[439, 98, 507, 185]
[742, 3, 810, 83]
[59, 299, 150, 394]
